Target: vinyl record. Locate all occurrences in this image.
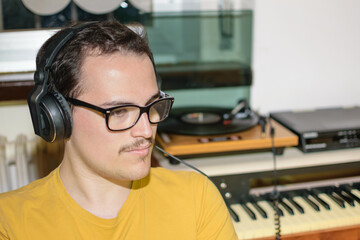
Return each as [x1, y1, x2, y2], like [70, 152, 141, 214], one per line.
[158, 106, 259, 136]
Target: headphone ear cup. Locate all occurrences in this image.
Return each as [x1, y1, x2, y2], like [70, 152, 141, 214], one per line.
[38, 90, 72, 142]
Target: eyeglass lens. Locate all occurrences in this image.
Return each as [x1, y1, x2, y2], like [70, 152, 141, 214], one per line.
[107, 99, 172, 130]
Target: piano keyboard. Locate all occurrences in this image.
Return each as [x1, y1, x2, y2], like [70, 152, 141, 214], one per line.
[230, 181, 360, 239]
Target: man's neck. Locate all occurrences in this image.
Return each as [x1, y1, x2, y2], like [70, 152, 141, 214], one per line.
[59, 157, 132, 219]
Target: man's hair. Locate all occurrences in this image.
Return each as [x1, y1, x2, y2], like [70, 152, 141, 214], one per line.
[36, 20, 155, 98]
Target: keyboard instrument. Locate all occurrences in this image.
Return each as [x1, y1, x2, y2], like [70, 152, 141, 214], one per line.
[156, 147, 360, 239]
[228, 176, 360, 239]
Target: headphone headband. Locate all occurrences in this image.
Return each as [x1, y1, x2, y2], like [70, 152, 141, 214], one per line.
[36, 22, 97, 81]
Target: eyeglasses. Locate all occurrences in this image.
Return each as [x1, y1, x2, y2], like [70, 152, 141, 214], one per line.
[66, 91, 174, 131]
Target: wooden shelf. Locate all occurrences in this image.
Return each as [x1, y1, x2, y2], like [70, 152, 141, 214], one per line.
[0, 73, 34, 101]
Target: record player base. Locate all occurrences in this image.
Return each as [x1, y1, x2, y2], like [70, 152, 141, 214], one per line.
[156, 120, 298, 157]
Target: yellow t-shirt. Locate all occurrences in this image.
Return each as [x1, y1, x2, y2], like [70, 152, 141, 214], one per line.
[0, 167, 238, 240]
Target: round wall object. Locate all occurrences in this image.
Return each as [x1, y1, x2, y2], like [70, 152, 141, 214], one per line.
[73, 0, 124, 14]
[129, 0, 152, 13]
[22, 0, 71, 16]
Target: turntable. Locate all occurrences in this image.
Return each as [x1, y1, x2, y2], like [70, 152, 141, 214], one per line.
[158, 99, 259, 136]
[156, 104, 299, 158]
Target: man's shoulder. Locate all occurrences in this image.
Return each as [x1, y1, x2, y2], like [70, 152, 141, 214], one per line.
[150, 167, 206, 183]
[0, 170, 56, 204]
[146, 167, 208, 194]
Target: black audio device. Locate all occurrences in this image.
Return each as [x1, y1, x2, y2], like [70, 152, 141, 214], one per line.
[270, 107, 360, 153]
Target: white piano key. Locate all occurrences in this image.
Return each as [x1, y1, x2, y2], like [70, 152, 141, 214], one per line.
[343, 187, 360, 204]
[348, 189, 360, 222]
[284, 196, 305, 214]
[276, 201, 302, 235]
[231, 202, 275, 239]
[249, 201, 267, 219]
[350, 188, 360, 199]
[231, 191, 360, 240]
[292, 196, 331, 231]
[315, 193, 360, 227]
[231, 203, 257, 239]
[249, 201, 276, 239]
[281, 197, 317, 233]
[310, 194, 347, 229]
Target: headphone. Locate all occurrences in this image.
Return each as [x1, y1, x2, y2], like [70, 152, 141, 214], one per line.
[28, 22, 95, 143]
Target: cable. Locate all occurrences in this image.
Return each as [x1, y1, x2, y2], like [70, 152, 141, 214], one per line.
[155, 145, 240, 222]
[269, 118, 282, 240]
[155, 146, 209, 177]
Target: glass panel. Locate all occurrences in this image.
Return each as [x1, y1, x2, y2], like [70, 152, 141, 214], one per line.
[145, 10, 253, 108]
[147, 11, 252, 67]
[0, 6, 252, 108]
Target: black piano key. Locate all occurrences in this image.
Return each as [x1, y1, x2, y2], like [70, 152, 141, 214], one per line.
[285, 196, 304, 214]
[227, 205, 240, 222]
[302, 195, 320, 212]
[240, 203, 257, 220]
[353, 182, 360, 191]
[314, 187, 346, 209]
[333, 189, 355, 207]
[279, 198, 294, 215]
[310, 192, 331, 210]
[251, 201, 268, 219]
[267, 200, 284, 216]
[248, 196, 268, 219]
[340, 185, 360, 204]
[326, 192, 346, 208]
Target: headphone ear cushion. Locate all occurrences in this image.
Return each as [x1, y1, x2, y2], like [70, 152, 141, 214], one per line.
[39, 90, 72, 142]
[52, 90, 73, 138]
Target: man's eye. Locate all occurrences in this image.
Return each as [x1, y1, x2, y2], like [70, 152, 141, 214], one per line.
[111, 108, 128, 118]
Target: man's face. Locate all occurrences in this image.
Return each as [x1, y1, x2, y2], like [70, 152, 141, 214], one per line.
[66, 52, 159, 182]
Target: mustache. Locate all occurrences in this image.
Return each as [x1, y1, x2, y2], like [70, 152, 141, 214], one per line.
[118, 138, 153, 153]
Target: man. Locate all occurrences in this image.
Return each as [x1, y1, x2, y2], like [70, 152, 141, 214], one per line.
[0, 20, 238, 239]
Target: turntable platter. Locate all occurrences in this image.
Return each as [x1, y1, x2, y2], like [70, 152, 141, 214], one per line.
[181, 112, 221, 124]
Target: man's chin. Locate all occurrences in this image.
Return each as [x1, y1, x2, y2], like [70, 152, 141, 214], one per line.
[129, 163, 151, 181]
[130, 155, 152, 179]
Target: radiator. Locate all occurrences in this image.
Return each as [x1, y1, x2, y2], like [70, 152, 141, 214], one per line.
[0, 135, 63, 194]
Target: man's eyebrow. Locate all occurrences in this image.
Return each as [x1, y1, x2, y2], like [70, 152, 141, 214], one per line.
[100, 91, 160, 108]
[145, 91, 161, 105]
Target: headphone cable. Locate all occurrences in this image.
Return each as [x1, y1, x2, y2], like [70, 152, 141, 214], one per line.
[154, 145, 240, 222]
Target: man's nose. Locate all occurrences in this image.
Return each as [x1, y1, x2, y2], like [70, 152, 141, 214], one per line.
[130, 112, 153, 138]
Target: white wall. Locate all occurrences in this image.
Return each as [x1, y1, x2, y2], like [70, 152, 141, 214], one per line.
[0, 103, 36, 141]
[251, 0, 360, 114]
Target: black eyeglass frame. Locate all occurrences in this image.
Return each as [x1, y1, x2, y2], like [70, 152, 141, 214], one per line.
[66, 91, 174, 131]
